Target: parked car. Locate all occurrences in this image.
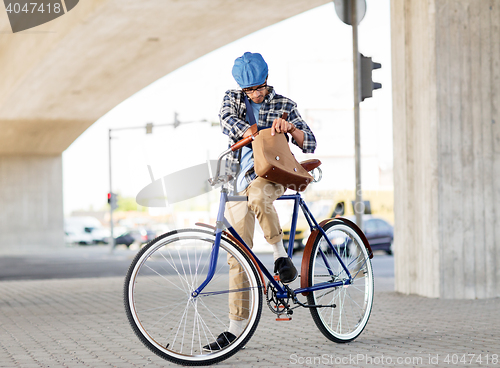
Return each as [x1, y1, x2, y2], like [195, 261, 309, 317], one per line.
[322, 215, 393, 256]
[64, 216, 110, 245]
[129, 229, 156, 244]
[65, 227, 94, 245]
[115, 232, 135, 247]
[281, 198, 394, 256]
[360, 216, 394, 255]
[115, 228, 156, 248]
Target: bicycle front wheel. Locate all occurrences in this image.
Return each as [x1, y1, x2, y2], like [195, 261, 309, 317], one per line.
[124, 229, 263, 366]
[307, 220, 374, 343]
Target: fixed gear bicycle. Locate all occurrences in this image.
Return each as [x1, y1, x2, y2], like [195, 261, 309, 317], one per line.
[124, 142, 374, 366]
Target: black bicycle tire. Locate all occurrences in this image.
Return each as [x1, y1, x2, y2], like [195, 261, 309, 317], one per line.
[306, 220, 374, 343]
[123, 228, 263, 366]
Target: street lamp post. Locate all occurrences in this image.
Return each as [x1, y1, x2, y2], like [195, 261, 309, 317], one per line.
[108, 128, 114, 251]
[108, 113, 209, 252]
[334, 0, 367, 229]
[351, 0, 363, 230]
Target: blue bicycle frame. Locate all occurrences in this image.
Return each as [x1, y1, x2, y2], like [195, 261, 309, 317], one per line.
[191, 188, 354, 300]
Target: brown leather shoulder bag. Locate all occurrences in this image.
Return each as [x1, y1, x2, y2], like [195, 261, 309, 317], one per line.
[244, 96, 313, 192]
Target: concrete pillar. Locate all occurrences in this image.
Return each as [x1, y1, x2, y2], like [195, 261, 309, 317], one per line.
[0, 155, 64, 254]
[391, 0, 500, 298]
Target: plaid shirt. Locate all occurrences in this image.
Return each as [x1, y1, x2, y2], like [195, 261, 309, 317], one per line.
[219, 86, 317, 192]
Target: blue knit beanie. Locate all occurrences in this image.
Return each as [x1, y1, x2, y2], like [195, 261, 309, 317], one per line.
[232, 52, 268, 88]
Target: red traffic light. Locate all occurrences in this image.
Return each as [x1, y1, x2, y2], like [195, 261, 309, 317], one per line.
[108, 192, 118, 209]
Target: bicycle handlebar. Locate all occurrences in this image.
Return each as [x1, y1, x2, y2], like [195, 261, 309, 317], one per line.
[210, 133, 256, 186]
[210, 113, 289, 186]
[231, 135, 254, 152]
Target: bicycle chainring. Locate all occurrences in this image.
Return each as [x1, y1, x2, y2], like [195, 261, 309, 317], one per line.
[266, 282, 291, 315]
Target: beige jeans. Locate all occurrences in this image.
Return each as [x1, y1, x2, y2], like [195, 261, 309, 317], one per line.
[225, 177, 285, 321]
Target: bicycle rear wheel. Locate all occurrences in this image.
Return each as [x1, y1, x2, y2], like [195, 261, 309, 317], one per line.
[124, 229, 263, 366]
[307, 220, 374, 343]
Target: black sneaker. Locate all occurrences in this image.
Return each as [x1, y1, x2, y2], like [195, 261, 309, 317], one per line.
[274, 257, 298, 284]
[202, 332, 236, 352]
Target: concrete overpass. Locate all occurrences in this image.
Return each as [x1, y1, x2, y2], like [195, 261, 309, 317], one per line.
[1, 0, 499, 299]
[0, 0, 330, 247]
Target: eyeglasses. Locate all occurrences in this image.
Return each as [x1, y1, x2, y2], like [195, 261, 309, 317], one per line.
[243, 83, 267, 95]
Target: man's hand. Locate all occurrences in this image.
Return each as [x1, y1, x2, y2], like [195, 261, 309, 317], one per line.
[271, 118, 292, 136]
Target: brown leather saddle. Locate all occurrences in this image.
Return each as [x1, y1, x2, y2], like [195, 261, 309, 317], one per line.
[300, 159, 321, 172]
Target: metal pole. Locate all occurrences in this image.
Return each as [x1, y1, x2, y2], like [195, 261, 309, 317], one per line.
[105, 119, 208, 253]
[108, 128, 115, 252]
[352, 0, 363, 230]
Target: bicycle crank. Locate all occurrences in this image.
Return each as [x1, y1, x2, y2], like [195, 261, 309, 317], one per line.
[266, 282, 293, 320]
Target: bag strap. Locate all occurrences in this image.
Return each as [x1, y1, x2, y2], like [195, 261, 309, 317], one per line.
[243, 94, 288, 134]
[243, 95, 259, 136]
[243, 95, 257, 126]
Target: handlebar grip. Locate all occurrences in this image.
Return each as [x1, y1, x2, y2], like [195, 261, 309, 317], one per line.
[281, 112, 288, 121]
[231, 135, 253, 152]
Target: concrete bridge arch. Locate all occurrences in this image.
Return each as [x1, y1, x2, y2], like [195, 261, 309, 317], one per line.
[0, 0, 329, 249]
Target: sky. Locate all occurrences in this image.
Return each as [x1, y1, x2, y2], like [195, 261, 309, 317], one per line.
[62, 0, 392, 215]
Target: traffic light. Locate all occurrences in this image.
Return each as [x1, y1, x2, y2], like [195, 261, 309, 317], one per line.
[360, 53, 382, 101]
[107, 192, 118, 210]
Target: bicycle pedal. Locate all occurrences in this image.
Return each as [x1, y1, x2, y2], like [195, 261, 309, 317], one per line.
[276, 316, 292, 321]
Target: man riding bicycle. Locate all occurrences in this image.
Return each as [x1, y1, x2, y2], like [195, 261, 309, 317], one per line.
[203, 52, 317, 351]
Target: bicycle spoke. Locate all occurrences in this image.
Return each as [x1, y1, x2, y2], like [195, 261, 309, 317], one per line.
[197, 297, 230, 332]
[144, 263, 189, 295]
[194, 302, 219, 349]
[148, 302, 186, 328]
[177, 247, 193, 293]
[161, 247, 192, 291]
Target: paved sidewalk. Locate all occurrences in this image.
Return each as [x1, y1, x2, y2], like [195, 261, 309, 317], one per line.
[0, 276, 498, 368]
